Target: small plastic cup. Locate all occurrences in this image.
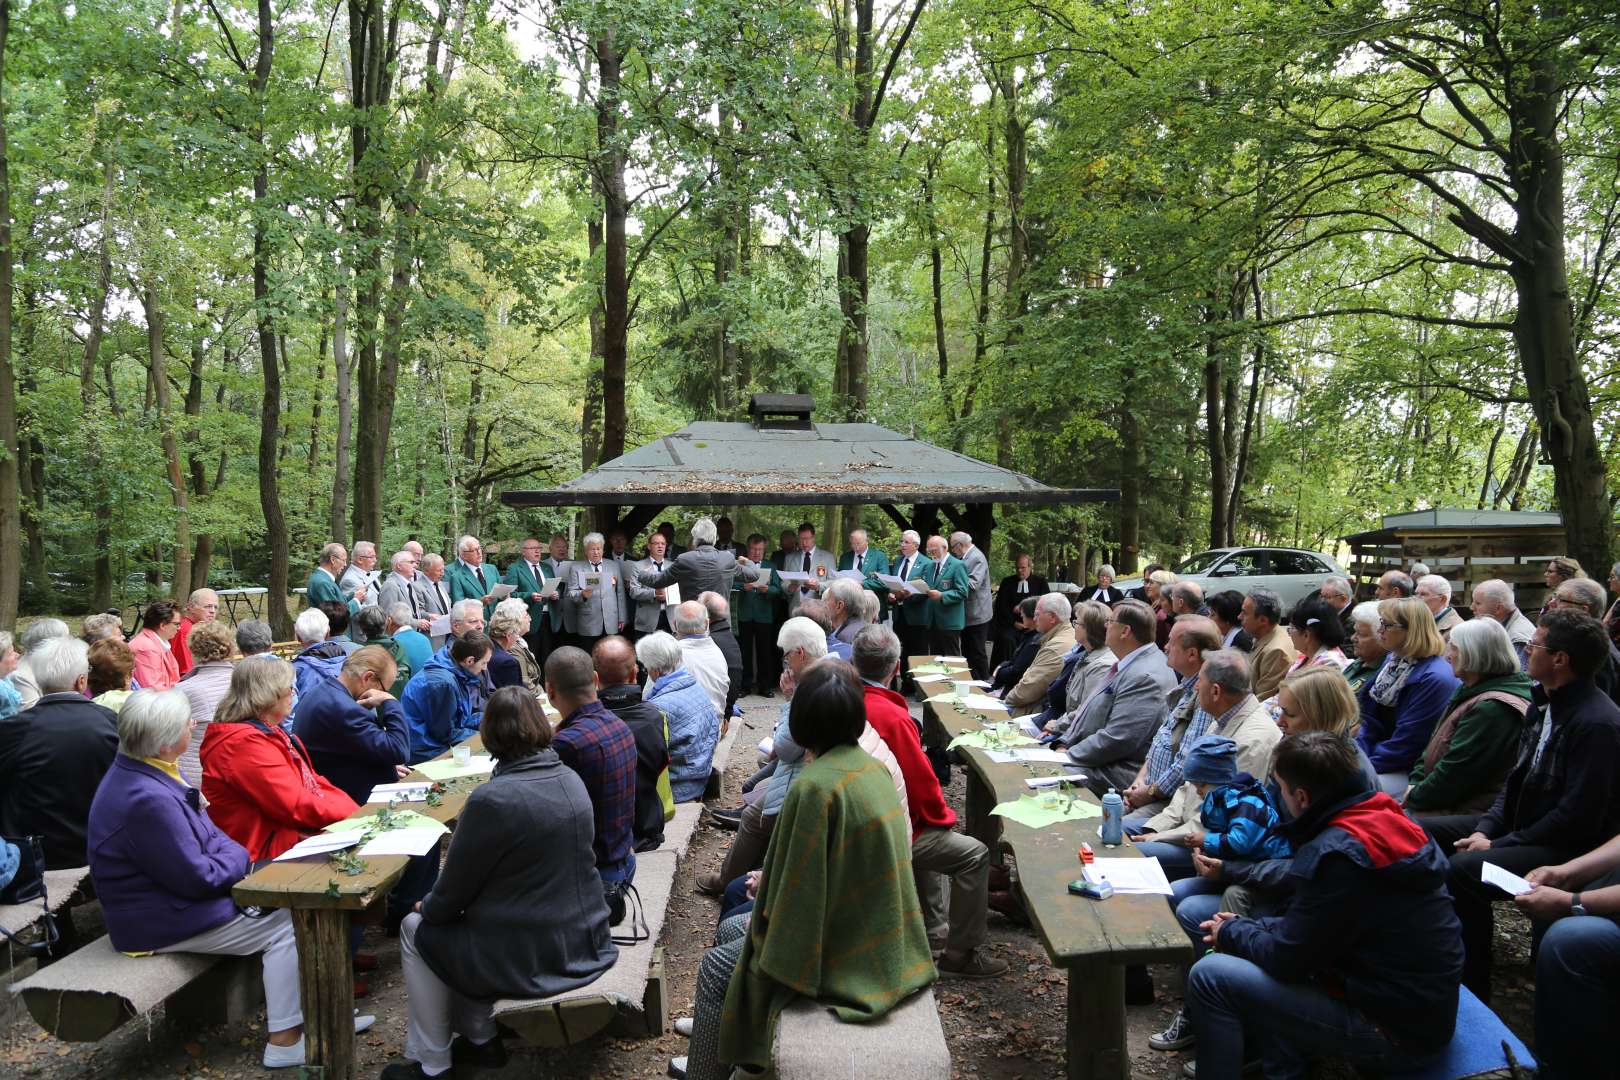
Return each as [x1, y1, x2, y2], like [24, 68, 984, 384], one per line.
[453, 745, 472, 768]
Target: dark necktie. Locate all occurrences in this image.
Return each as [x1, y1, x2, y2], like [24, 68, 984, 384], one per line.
[855, 553, 863, 571]
[473, 565, 485, 590]
[406, 577, 419, 617]
[899, 556, 911, 580]
[654, 561, 663, 573]
[802, 552, 811, 573]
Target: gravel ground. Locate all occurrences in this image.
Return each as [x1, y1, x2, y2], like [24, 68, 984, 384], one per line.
[0, 692, 1539, 1078]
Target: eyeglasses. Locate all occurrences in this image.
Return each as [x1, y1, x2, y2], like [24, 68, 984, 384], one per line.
[1378, 619, 1405, 630]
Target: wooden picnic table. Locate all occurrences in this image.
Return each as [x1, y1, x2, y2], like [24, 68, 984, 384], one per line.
[909, 657, 1191, 1080]
[231, 701, 562, 1078]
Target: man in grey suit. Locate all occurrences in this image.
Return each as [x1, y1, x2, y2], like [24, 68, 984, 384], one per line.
[338, 540, 378, 609]
[951, 531, 993, 681]
[562, 531, 626, 653]
[541, 535, 571, 642]
[377, 550, 434, 635]
[1055, 598, 1180, 796]
[415, 553, 453, 648]
[782, 521, 837, 616]
[639, 517, 740, 606]
[627, 532, 674, 637]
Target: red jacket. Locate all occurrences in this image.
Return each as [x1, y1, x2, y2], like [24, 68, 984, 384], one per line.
[200, 720, 359, 861]
[172, 617, 195, 676]
[862, 682, 955, 832]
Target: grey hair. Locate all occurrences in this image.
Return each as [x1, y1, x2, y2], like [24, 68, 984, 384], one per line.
[352, 606, 388, 640]
[856, 590, 880, 622]
[456, 534, 481, 555]
[1380, 570, 1415, 597]
[690, 516, 718, 546]
[777, 616, 828, 660]
[451, 598, 484, 627]
[671, 600, 709, 636]
[581, 531, 605, 550]
[901, 529, 921, 546]
[1350, 601, 1382, 632]
[495, 597, 530, 623]
[1417, 574, 1453, 602]
[949, 531, 972, 549]
[1448, 617, 1519, 678]
[21, 618, 69, 653]
[634, 631, 683, 677]
[319, 541, 346, 566]
[80, 613, 124, 643]
[0, 631, 10, 656]
[422, 553, 445, 571]
[823, 577, 865, 614]
[1411, 562, 1431, 577]
[235, 619, 274, 655]
[32, 636, 90, 694]
[352, 541, 376, 559]
[1201, 648, 1252, 696]
[1558, 576, 1607, 618]
[852, 624, 902, 682]
[118, 688, 193, 760]
[294, 607, 330, 645]
[386, 602, 415, 627]
[1098, 564, 1116, 579]
[848, 529, 867, 545]
[391, 550, 415, 571]
[487, 611, 525, 644]
[1248, 587, 1283, 625]
[1036, 592, 1073, 621]
[697, 591, 729, 624]
[1076, 600, 1111, 650]
[1320, 576, 1353, 602]
[1471, 578, 1514, 610]
[1170, 581, 1203, 610]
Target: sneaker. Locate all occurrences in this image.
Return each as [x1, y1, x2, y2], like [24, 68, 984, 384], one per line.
[673, 1017, 694, 1038]
[668, 1055, 689, 1079]
[1183, 1055, 1262, 1077]
[1149, 1009, 1195, 1051]
[936, 948, 1010, 980]
[451, 1033, 508, 1067]
[263, 1015, 376, 1068]
[707, 807, 744, 831]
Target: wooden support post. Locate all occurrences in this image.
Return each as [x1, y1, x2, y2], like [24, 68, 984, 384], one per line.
[292, 908, 355, 1078]
[964, 768, 999, 854]
[1066, 960, 1126, 1080]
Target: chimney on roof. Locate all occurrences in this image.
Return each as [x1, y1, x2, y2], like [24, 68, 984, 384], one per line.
[748, 393, 815, 431]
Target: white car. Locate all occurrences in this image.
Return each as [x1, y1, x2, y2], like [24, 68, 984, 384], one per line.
[1112, 547, 1347, 611]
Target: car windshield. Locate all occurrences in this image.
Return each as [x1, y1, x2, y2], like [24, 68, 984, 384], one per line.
[1175, 550, 1228, 575]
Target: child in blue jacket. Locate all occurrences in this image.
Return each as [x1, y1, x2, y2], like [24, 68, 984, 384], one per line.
[1183, 735, 1291, 861]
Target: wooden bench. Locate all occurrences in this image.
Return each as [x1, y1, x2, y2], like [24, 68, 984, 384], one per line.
[8, 936, 261, 1042]
[0, 866, 92, 952]
[773, 988, 950, 1080]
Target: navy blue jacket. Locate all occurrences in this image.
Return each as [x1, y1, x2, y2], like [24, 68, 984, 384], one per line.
[292, 676, 409, 805]
[1218, 788, 1462, 1052]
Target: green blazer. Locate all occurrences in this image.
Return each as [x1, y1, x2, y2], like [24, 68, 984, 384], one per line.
[733, 565, 782, 624]
[889, 552, 930, 630]
[838, 547, 892, 613]
[445, 559, 499, 621]
[922, 555, 970, 631]
[503, 559, 562, 632]
[305, 568, 358, 613]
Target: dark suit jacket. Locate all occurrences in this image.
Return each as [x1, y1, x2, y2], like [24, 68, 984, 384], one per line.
[642, 543, 739, 605]
[0, 694, 119, 868]
[1080, 585, 1125, 606]
[994, 574, 1051, 630]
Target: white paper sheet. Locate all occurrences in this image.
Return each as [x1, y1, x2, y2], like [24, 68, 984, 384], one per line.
[1481, 861, 1536, 896]
[664, 583, 682, 608]
[428, 614, 451, 636]
[776, 570, 814, 584]
[913, 673, 951, 684]
[1085, 857, 1174, 895]
[488, 583, 515, 601]
[986, 748, 1075, 765]
[575, 570, 603, 591]
[757, 737, 774, 757]
[833, 569, 867, 580]
[935, 655, 968, 663]
[359, 827, 447, 857]
[953, 679, 991, 689]
[368, 782, 433, 803]
[1014, 715, 1044, 738]
[273, 833, 363, 861]
[960, 693, 1011, 712]
[1025, 773, 1087, 789]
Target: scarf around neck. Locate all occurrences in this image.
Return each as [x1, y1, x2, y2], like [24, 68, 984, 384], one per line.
[1369, 653, 1418, 708]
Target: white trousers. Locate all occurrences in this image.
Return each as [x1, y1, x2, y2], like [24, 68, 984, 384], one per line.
[400, 912, 497, 1075]
[159, 908, 302, 1032]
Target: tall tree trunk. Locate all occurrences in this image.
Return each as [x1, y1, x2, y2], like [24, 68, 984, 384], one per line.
[0, 0, 16, 628]
[1118, 399, 1142, 574]
[81, 161, 115, 610]
[713, 102, 739, 415]
[954, 119, 996, 453]
[1226, 276, 1265, 541]
[924, 159, 952, 424]
[597, 28, 629, 464]
[329, 258, 352, 538]
[143, 287, 192, 597]
[253, 0, 289, 638]
[184, 340, 215, 591]
[1203, 327, 1229, 549]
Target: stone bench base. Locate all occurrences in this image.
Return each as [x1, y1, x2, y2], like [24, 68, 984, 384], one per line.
[773, 987, 950, 1080]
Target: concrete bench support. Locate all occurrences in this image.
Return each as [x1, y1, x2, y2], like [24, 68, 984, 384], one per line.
[773, 987, 950, 1080]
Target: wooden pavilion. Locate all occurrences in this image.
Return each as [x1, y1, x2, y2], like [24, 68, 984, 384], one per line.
[1340, 508, 1572, 608]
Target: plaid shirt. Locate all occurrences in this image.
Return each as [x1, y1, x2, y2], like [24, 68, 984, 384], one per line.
[553, 700, 638, 883]
[1142, 675, 1215, 795]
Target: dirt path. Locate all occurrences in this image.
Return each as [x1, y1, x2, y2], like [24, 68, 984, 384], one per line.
[0, 692, 1539, 1078]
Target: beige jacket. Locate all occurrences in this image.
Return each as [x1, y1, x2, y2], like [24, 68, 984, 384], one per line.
[1006, 622, 1078, 715]
[1142, 693, 1282, 840]
[1250, 624, 1298, 702]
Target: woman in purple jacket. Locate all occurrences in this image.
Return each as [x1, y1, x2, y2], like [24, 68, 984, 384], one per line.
[86, 689, 373, 1069]
[1357, 598, 1461, 796]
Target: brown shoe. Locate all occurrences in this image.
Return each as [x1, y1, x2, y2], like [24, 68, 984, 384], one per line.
[988, 888, 1029, 925]
[696, 871, 726, 896]
[937, 948, 1009, 980]
[988, 864, 1012, 892]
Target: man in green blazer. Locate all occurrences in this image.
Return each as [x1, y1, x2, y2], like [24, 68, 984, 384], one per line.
[446, 534, 501, 621]
[504, 536, 562, 663]
[921, 534, 970, 656]
[306, 542, 361, 614]
[838, 528, 892, 616]
[734, 533, 783, 695]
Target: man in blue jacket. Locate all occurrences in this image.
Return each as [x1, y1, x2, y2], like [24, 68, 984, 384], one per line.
[400, 633, 493, 764]
[1186, 731, 1463, 1078]
[291, 646, 410, 805]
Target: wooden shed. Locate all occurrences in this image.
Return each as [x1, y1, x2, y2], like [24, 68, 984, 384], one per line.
[1340, 508, 1569, 609]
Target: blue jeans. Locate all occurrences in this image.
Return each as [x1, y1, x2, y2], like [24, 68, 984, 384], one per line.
[1187, 953, 1425, 1080]
[719, 874, 755, 927]
[1134, 839, 1196, 881]
[1536, 915, 1620, 1080]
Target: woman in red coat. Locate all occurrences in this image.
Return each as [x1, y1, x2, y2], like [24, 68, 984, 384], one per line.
[201, 657, 358, 861]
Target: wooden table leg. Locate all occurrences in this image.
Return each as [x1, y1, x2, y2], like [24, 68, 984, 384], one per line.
[292, 908, 355, 1079]
[1066, 960, 1127, 1080]
[964, 768, 1003, 854]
